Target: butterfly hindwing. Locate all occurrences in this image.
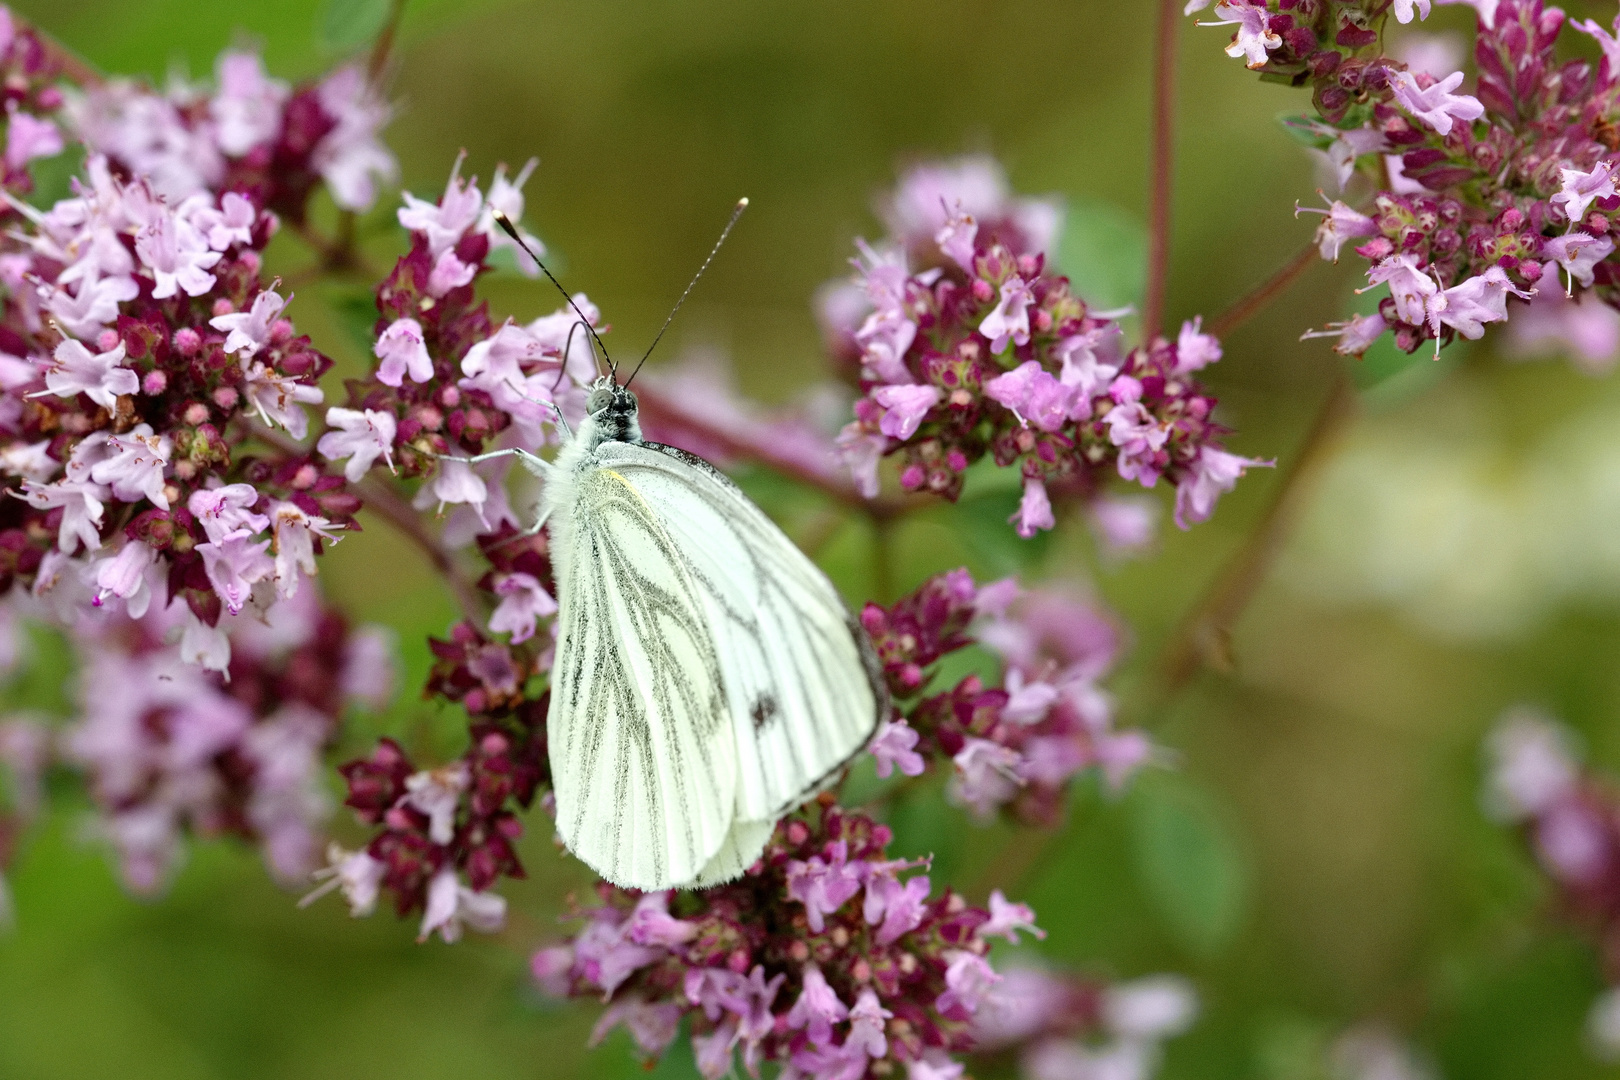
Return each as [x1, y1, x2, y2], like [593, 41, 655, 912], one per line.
[595, 442, 886, 827]
[547, 463, 739, 890]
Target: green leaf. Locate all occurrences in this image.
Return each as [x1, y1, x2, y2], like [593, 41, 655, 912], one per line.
[950, 489, 1051, 576]
[1129, 773, 1250, 957]
[318, 0, 393, 52]
[1057, 197, 1147, 312]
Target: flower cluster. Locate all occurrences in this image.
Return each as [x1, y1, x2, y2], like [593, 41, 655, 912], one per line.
[1206, 0, 1620, 360]
[530, 802, 1047, 1080]
[823, 156, 1264, 537]
[66, 47, 395, 217]
[315, 154, 592, 538]
[971, 967, 1197, 1080]
[863, 569, 1154, 825]
[60, 584, 393, 893]
[0, 10, 68, 198]
[1483, 709, 1620, 1060]
[0, 147, 364, 672]
[321, 601, 551, 942]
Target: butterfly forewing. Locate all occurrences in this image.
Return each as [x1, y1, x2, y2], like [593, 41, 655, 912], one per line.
[548, 465, 740, 889]
[596, 443, 885, 822]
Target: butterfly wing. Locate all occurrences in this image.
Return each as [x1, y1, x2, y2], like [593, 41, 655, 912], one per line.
[595, 442, 886, 848]
[547, 463, 740, 890]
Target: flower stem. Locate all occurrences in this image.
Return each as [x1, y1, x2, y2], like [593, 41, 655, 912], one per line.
[1208, 238, 1322, 339]
[632, 383, 918, 520]
[1142, 0, 1182, 341]
[367, 0, 409, 84]
[15, 15, 101, 88]
[1156, 371, 1358, 694]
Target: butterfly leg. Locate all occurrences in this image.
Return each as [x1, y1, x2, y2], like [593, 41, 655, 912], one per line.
[435, 447, 554, 479]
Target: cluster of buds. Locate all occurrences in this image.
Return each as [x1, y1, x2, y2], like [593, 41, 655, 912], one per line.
[321, 596, 552, 942]
[970, 967, 1197, 1080]
[66, 46, 394, 216]
[529, 802, 1049, 1080]
[1198, 1, 1620, 360]
[864, 569, 1154, 825]
[822, 157, 1264, 537]
[56, 584, 393, 893]
[1484, 709, 1620, 1060]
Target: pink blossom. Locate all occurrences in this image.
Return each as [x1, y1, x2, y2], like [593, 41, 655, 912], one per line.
[1438, 267, 1533, 339]
[885, 156, 1012, 241]
[1505, 264, 1620, 373]
[269, 502, 342, 599]
[935, 951, 1001, 1020]
[1103, 400, 1169, 486]
[1011, 474, 1056, 538]
[312, 66, 397, 212]
[21, 478, 105, 553]
[1574, 15, 1620, 81]
[869, 718, 926, 778]
[134, 207, 221, 298]
[589, 998, 683, 1056]
[188, 484, 268, 543]
[1301, 312, 1389, 356]
[1543, 232, 1615, 292]
[530, 944, 575, 995]
[1054, 326, 1123, 401]
[1439, 0, 1498, 28]
[1001, 668, 1060, 725]
[339, 626, 398, 710]
[1535, 803, 1609, 884]
[1365, 254, 1442, 333]
[907, 1053, 966, 1080]
[1087, 493, 1159, 557]
[5, 108, 61, 169]
[197, 529, 275, 614]
[1104, 975, 1199, 1040]
[302, 845, 385, 917]
[979, 277, 1033, 354]
[1096, 729, 1155, 790]
[418, 867, 506, 943]
[488, 572, 558, 644]
[210, 288, 286, 359]
[872, 383, 941, 440]
[427, 248, 477, 297]
[1486, 710, 1577, 820]
[574, 909, 661, 996]
[984, 361, 1076, 432]
[47, 274, 139, 340]
[980, 889, 1044, 943]
[180, 609, 231, 671]
[1392, 0, 1432, 22]
[625, 891, 697, 948]
[693, 1019, 739, 1080]
[785, 840, 864, 931]
[1389, 70, 1483, 136]
[92, 539, 159, 617]
[404, 762, 470, 844]
[852, 240, 919, 384]
[416, 457, 491, 524]
[35, 338, 137, 409]
[786, 964, 849, 1046]
[1174, 446, 1272, 528]
[1174, 316, 1222, 374]
[318, 407, 397, 481]
[459, 321, 550, 406]
[241, 363, 323, 439]
[1199, 2, 1282, 69]
[374, 317, 434, 386]
[835, 425, 887, 499]
[863, 870, 931, 944]
[87, 424, 171, 509]
[209, 51, 287, 156]
[950, 738, 1025, 819]
[935, 210, 978, 271]
[478, 158, 544, 272]
[190, 190, 258, 251]
[0, 439, 55, 483]
[398, 154, 484, 258]
[1296, 197, 1378, 263]
[1552, 161, 1618, 225]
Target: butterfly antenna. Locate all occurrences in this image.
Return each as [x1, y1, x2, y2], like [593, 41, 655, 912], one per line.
[622, 197, 748, 389]
[492, 210, 616, 381]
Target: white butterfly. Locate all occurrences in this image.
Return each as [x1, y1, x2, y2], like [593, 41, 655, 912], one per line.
[465, 375, 887, 890]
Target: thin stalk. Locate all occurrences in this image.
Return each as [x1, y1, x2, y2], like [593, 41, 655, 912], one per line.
[366, 0, 409, 83]
[1156, 372, 1359, 693]
[1208, 238, 1321, 339]
[15, 15, 101, 88]
[1143, 0, 1182, 341]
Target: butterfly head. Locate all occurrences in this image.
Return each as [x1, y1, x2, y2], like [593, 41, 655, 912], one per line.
[583, 376, 641, 445]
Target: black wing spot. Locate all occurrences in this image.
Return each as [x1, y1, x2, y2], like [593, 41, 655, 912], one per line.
[750, 693, 779, 730]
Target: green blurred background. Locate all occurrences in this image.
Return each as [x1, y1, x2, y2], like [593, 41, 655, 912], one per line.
[4, 0, 1620, 1077]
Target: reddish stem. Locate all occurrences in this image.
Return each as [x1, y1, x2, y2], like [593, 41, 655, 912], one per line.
[1156, 372, 1359, 692]
[16, 15, 102, 89]
[1208, 238, 1322, 339]
[1143, 0, 1182, 341]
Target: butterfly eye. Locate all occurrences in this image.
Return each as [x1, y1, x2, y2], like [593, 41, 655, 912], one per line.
[587, 388, 614, 413]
